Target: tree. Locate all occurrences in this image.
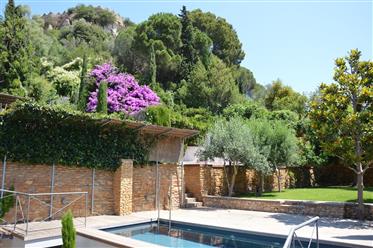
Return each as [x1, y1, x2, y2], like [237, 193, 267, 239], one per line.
[61, 210, 76, 248]
[96, 81, 108, 114]
[42, 58, 81, 101]
[247, 120, 299, 192]
[179, 6, 196, 79]
[234, 66, 257, 96]
[189, 9, 245, 65]
[200, 117, 270, 196]
[223, 100, 269, 120]
[0, 0, 37, 96]
[177, 56, 242, 113]
[149, 42, 157, 86]
[77, 54, 89, 111]
[309, 49, 373, 219]
[265, 79, 308, 116]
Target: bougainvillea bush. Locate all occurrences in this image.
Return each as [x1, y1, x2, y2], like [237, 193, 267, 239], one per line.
[87, 63, 159, 114]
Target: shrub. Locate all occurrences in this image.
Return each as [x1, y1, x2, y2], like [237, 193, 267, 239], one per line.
[61, 210, 76, 248]
[96, 81, 108, 114]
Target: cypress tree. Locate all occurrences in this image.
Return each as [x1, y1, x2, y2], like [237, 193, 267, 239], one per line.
[61, 210, 76, 248]
[96, 81, 108, 114]
[77, 54, 88, 111]
[179, 6, 196, 80]
[0, 0, 36, 96]
[149, 42, 157, 87]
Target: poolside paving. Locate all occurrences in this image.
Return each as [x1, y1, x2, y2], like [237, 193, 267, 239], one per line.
[2, 207, 372, 247]
[131, 208, 373, 248]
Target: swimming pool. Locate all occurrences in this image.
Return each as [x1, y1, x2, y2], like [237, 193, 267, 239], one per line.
[104, 220, 346, 248]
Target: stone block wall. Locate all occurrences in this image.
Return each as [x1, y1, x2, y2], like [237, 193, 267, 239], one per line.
[114, 160, 133, 215]
[0, 161, 181, 223]
[132, 164, 181, 212]
[203, 196, 373, 220]
[184, 164, 290, 200]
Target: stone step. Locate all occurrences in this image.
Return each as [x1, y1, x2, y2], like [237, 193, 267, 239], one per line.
[185, 197, 197, 204]
[186, 202, 203, 208]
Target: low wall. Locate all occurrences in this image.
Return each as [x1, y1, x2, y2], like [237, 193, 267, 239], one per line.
[203, 196, 373, 220]
[185, 164, 290, 201]
[0, 160, 181, 223]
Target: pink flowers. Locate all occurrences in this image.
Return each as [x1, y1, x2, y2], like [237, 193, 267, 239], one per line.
[87, 63, 159, 114]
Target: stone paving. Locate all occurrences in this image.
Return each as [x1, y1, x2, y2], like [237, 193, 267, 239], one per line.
[132, 208, 373, 247]
[3, 208, 373, 247]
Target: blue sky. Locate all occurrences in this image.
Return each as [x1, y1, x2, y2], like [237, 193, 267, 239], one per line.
[3, 0, 372, 94]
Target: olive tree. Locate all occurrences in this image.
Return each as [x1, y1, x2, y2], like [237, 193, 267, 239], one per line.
[247, 119, 299, 192]
[199, 117, 270, 196]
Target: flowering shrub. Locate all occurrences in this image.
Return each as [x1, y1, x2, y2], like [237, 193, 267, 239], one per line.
[87, 63, 159, 114]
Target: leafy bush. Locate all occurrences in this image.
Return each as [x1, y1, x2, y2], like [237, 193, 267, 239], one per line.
[0, 186, 15, 218]
[145, 105, 171, 127]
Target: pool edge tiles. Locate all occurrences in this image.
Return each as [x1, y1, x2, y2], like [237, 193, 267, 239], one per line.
[76, 227, 165, 248]
[160, 218, 373, 248]
[103, 220, 350, 248]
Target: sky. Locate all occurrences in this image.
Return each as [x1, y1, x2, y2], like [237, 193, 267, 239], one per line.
[1, 0, 372, 94]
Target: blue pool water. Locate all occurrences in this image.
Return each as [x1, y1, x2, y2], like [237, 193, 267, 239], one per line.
[105, 221, 345, 248]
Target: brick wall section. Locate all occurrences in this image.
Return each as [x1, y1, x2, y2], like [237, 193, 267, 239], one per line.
[184, 164, 290, 200]
[132, 164, 181, 212]
[203, 196, 373, 220]
[0, 161, 180, 223]
[113, 159, 133, 215]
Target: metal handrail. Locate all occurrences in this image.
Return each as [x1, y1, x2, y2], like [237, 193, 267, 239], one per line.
[0, 189, 88, 196]
[0, 189, 88, 237]
[168, 174, 172, 233]
[283, 216, 319, 248]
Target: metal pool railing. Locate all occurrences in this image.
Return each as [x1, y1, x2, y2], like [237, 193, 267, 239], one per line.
[283, 216, 319, 248]
[0, 189, 88, 237]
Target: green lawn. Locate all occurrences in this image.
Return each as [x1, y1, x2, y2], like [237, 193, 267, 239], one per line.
[239, 187, 373, 203]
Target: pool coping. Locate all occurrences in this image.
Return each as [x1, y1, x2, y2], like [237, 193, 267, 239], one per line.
[161, 218, 371, 248]
[87, 218, 372, 248]
[77, 226, 164, 248]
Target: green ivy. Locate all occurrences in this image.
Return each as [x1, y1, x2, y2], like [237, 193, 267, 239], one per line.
[0, 186, 15, 218]
[0, 101, 154, 170]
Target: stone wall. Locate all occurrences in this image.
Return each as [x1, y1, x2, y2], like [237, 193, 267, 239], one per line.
[132, 164, 181, 212]
[0, 161, 181, 223]
[203, 196, 373, 220]
[184, 164, 290, 201]
[313, 163, 373, 187]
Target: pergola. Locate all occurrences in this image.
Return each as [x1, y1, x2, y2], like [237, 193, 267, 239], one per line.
[0, 93, 23, 111]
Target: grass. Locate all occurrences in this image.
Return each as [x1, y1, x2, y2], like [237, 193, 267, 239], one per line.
[239, 186, 373, 203]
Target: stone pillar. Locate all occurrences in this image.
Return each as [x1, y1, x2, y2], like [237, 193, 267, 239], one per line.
[113, 159, 133, 215]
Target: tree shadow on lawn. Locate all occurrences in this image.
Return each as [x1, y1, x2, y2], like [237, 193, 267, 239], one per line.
[237, 192, 279, 198]
[346, 198, 373, 203]
[267, 213, 373, 230]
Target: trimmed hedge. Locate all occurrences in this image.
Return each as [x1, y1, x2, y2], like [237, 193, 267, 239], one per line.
[0, 102, 154, 170]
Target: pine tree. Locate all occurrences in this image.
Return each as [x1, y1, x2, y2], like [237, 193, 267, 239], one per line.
[96, 81, 108, 114]
[77, 54, 88, 111]
[61, 210, 76, 248]
[0, 0, 36, 96]
[149, 42, 157, 87]
[179, 6, 196, 80]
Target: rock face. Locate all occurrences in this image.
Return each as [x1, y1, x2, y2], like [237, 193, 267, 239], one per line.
[42, 9, 125, 36]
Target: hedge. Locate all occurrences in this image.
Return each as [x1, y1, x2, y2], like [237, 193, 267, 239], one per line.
[0, 101, 154, 170]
